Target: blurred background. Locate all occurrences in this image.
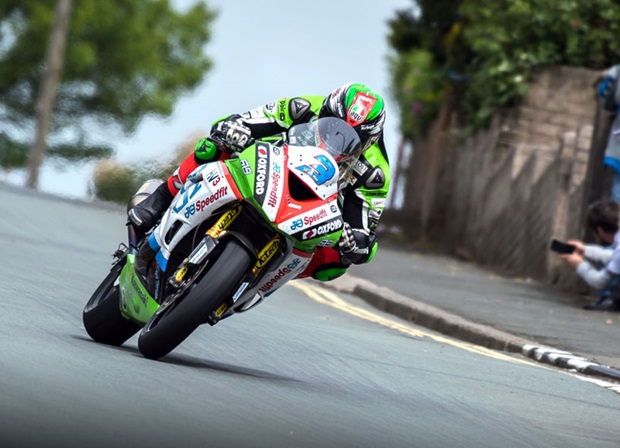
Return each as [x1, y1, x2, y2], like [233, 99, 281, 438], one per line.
[3, 0, 620, 291]
[0, 0, 410, 202]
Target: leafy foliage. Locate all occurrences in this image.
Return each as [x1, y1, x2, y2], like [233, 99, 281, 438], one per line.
[0, 133, 28, 169]
[0, 0, 215, 167]
[388, 0, 620, 138]
[91, 161, 142, 204]
[387, 0, 466, 140]
[388, 50, 445, 140]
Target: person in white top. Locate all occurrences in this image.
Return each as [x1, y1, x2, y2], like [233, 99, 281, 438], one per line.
[559, 199, 620, 311]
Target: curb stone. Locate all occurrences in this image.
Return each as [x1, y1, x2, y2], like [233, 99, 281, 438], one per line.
[311, 275, 620, 383]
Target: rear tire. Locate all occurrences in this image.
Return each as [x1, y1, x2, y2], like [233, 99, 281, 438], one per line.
[83, 261, 140, 346]
[137, 239, 251, 360]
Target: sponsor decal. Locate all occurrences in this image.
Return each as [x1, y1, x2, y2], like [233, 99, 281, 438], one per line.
[371, 198, 387, 208]
[214, 303, 228, 318]
[205, 169, 221, 186]
[286, 258, 301, 270]
[267, 171, 281, 208]
[317, 239, 333, 247]
[296, 154, 336, 186]
[272, 147, 281, 156]
[175, 266, 188, 282]
[354, 159, 369, 175]
[285, 206, 335, 234]
[302, 217, 343, 240]
[206, 204, 242, 238]
[241, 159, 252, 175]
[347, 92, 377, 127]
[255, 144, 269, 197]
[131, 276, 148, 306]
[188, 243, 209, 264]
[289, 218, 303, 231]
[184, 186, 228, 218]
[278, 99, 287, 121]
[303, 208, 328, 226]
[259, 267, 292, 293]
[232, 282, 249, 302]
[254, 237, 281, 270]
[360, 121, 382, 133]
[264, 102, 276, 114]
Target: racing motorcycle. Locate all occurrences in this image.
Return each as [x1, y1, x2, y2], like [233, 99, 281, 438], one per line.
[82, 117, 361, 360]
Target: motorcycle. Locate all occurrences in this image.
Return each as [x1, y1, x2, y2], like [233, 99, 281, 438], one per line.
[82, 117, 361, 360]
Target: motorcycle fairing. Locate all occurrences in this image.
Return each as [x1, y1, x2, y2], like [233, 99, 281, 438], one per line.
[119, 254, 160, 324]
[150, 161, 243, 272]
[231, 246, 313, 301]
[287, 145, 339, 201]
[229, 141, 343, 253]
[255, 247, 313, 296]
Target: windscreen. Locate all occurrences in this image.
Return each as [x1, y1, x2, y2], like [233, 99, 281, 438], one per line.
[288, 117, 361, 162]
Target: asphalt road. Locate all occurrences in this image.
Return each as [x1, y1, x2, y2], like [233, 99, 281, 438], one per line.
[0, 183, 618, 448]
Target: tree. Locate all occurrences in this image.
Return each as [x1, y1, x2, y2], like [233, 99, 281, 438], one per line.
[27, 0, 73, 188]
[386, 0, 467, 140]
[387, 0, 620, 138]
[0, 0, 215, 181]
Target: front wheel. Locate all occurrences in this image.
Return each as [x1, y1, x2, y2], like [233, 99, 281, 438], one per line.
[137, 239, 252, 360]
[83, 261, 140, 346]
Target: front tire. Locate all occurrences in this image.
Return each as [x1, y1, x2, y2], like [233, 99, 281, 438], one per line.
[137, 239, 252, 360]
[83, 261, 140, 346]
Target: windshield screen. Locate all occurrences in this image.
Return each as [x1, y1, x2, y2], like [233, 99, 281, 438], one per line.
[287, 117, 361, 162]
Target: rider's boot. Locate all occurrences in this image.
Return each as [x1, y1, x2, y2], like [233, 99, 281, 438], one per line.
[127, 183, 174, 233]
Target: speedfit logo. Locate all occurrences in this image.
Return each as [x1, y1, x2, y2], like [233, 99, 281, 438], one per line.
[267, 171, 280, 208]
[255, 146, 269, 195]
[259, 267, 292, 293]
[302, 218, 343, 240]
[303, 209, 327, 226]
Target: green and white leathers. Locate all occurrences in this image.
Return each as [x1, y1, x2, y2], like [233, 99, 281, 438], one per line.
[203, 93, 391, 268]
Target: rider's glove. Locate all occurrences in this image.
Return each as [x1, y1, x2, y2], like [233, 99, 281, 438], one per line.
[211, 119, 252, 153]
[338, 222, 371, 265]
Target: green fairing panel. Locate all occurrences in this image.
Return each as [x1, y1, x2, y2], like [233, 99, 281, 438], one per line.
[119, 254, 160, 325]
[225, 157, 254, 200]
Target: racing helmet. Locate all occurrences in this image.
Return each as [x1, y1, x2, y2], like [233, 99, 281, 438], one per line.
[318, 82, 386, 151]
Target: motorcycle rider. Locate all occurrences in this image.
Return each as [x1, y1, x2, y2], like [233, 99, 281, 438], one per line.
[128, 82, 391, 281]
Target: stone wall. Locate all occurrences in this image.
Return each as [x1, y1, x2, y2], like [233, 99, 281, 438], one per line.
[382, 65, 601, 290]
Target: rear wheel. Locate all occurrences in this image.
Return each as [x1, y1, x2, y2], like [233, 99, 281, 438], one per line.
[137, 239, 252, 360]
[83, 261, 140, 346]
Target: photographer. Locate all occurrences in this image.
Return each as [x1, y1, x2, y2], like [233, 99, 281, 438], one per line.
[559, 199, 620, 311]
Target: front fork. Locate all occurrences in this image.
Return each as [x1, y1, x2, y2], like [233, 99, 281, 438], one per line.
[166, 202, 284, 324]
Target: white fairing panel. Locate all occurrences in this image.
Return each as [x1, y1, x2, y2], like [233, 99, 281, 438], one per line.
[287, 146, 339, 201]
[153, 162, 238, 268]
[255, 248, 313, 296]
[258, 143, 287, 222]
